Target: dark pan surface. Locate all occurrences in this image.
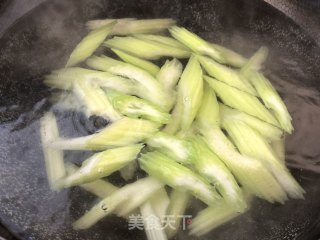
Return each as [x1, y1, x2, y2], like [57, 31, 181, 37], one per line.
[0, 0, 320, 239]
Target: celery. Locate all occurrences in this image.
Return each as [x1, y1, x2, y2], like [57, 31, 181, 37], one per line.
[86, 56, 173, 110]
[271, 137, 286, 163]
[140, 201, 168, 240]
[149, 187, 170, 221]
[176, 55, 203, 132]
[134, 34, 189, 50]
[51, 117, 159, 151]
[169, 26, 225, 63]
[119, 161, 138, 181]
[87, 18, 176, 35]
[211, 43, 247, 67]
[139, 151, 221, 206]
[198, 55, 256, 95]
[40, 112, 66, 190]
[66, 21, 116, 67]
[205, 75, 280, 127]
[145, 132, 192, 164]
[156, 58, 183, 93]
[104, 37, 190, 60]
[241, 46, 268, 74]
[198, 124, 287, 203]
[107, 91, 171, 124]
[111, 48, 160, 76]
[73, 177, 163, 229]
[62, 144, 143, 187]
[190, 137, 247, 212]
[223, 119, 304, 199]
[162, 100, 183, 135]
[219, 103, 283, 141]
[72, 79, 121, 121]
[246, 71, 293, 133]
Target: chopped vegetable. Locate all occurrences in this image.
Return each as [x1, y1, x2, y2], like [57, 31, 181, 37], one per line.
[51, 117, 159, 151]
[66, 21, 116, 67]
[241, 46, 268, 74]
[86, 18, 136, 30]
[134, 34, 189, 50]
[271, 136, 286, 163]
[105, 36, 190, 60]
[139, 151, 221, 206]
[111, 48, 160, 76]
[149, 187, 170, 221]
[119, 161, 138, 181]
[211, 43, 247, 67]
[205, 75, 280, 127]
[40, 112, 66, 190]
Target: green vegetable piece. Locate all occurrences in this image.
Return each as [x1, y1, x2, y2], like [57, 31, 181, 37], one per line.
[134, 34, 189, 50]
[149, 187, 170, 221]
[241, 46, 268, 74]
[104, 36, 190, 60]
[211, 43, 248, 67]
[66, 21, 116, 67]
[139, 151, 221, 206]
[271, 136, 286, 163]
[111, 48, 160, 76]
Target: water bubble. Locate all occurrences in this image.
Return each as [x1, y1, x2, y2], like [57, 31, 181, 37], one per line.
[101, 203, 108, 211]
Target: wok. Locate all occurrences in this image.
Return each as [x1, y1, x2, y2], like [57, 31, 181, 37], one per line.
[0, 0, 320, 239]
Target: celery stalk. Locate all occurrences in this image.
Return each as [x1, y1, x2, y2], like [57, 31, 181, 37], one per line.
[87, 18, 176, 35]
[51, 117, 159, 151]
[106, 91, 171, 124]
[134, 34, 189, 50]
[119, 161, 138, 181]
[139, 151, 221, 205]
[241, 46, 268, 74]
[211, 43, 247, 67]
[87, 55, 173, 111]
[145, 132, 192, 164]
[246, 71, 293, 133]
[189, 137, 247, 212]
[62, 144, 143, 187]
[149, 187, 170, 221]
[197, 55, 256, 95]
[165, 190, 191, 239]
[223, 119, 304, 199]
[271, 136, 286, 163]
[111, 48, 160, 76]
[205, 75, 280, 127]
[73, 177, 163, 229]
[140, 201, 168, 240]
[104, 37, 190, 60]
[72, 79, 121, 121]
[162, 100, 183, 135]
[198, 124, 287, 203]
[169, 26, 225, 63]
[66, 21, 116, 67]
[40, 112, 66, 190]
[156, 59, 183, 93]
[219, 103, 283, 141]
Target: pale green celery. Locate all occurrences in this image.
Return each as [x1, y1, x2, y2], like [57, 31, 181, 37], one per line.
[73, 177, 163, 229]
[86, 56, 173, 111]
[165, 190, 191, 239]
[219, 103, 283, 141]
[241, 46, 268, 74]
[40, 112, 66, 190]
[271, 136, 286, 163]
[87, 18, 176, 35]
[162, 99, 183, 135]
[62, 144, 143, 187]
[134, 34, 189, 50]
[190, 137, 247, 212]
[246, 71, 293, 133]
[149, 187, 170, 221]
[189, 201, 249, 236]
[51, 117, 159, 151]
[223, 120, 304, 199]
[156, 59, 183, 93]
[169, 26, 225, 63]
[86, 18, 136, 30]
[176, 55, 203, 132]
[66, 164, 118, 198]
[107, 91, 171, 124]
[111, 48, 160, 76]
[198, 124, 287, 203]
[104, 37, 190, 60]
[139, 151, 221, 206]
[140, 201, 168, 240]
[66, 21, 116, 67]
[44, 67, 137, 95]
[72, 79, 121, 121]
[196, 82, 220, 127]
[119, 161, 138, 181]
[145, 132, 192, 164]
[205, 75, 280, 127]
[197, 55, 256, 95]
[211, 43, 247, 67]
